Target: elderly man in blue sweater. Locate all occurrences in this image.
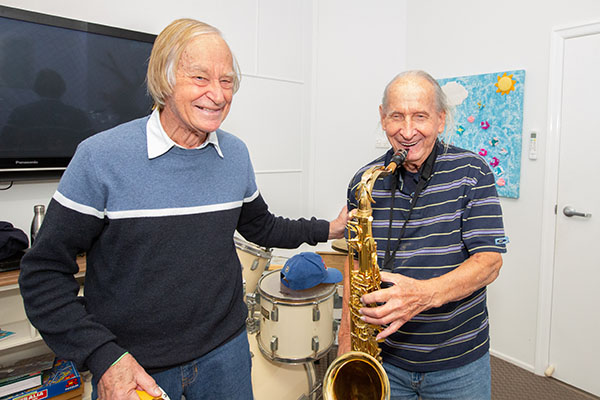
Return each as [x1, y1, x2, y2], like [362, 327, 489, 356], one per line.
[19, 18, 348, 400]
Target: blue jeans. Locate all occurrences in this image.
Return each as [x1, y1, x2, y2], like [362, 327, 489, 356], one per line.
[92, 330, 253, 400]
[383, 352, 491, 400]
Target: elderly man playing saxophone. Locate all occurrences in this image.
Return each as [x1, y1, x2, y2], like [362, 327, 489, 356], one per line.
[338, 70, 507, 400]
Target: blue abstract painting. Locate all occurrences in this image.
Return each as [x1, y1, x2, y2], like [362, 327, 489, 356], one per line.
[437, 70, 525, 198]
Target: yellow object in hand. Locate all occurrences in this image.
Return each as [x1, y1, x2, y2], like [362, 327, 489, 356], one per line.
[136, 389, 169, 400]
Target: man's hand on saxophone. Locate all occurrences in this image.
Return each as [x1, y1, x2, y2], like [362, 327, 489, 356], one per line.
[357, 272, 436, 341]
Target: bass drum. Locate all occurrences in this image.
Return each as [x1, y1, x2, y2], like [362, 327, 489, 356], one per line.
[248, 332, 317, 400]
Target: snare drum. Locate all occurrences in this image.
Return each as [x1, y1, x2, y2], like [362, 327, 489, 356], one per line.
[235, 236, 272, 296]
[256, 270, 336, 363]
[249, 332, 316, 400]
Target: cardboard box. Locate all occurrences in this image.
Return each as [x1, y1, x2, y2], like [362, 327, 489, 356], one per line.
[39, 387, 82, 400]
[1, 360, 81, 400]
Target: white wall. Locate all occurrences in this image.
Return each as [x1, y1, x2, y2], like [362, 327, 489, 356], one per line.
[310, 0, 408, 230]
[405, 0, 600, 371]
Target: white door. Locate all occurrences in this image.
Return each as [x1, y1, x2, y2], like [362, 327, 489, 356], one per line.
[548, 29, 600, 396]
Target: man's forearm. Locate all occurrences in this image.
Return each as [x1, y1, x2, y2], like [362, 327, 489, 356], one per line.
[424, 251, 503, 309]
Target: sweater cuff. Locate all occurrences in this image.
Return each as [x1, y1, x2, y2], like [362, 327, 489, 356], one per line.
[86, 341, 129, 379]
[316, 219, 330, 243]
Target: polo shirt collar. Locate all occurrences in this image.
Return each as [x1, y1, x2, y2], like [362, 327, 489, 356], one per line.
[146, 108, 224, 159]
[383, 140, 442, 190]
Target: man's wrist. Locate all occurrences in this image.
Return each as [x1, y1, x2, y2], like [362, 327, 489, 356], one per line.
[423, 277, 444, 309]
[111, 352, 129, 367]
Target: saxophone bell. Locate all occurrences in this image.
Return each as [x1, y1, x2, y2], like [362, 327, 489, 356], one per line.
[323, 351, 389, 400]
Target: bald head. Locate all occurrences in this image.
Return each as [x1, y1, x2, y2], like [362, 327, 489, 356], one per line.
[381, 70, 448, 116]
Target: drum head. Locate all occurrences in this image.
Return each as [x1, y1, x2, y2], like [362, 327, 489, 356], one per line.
[234, 236, 272, 259]
[331, 238, 348, 253]
[258, 270, 335, 303]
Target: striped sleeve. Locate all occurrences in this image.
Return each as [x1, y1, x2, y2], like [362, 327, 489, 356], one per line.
[461, 158, 507, 254]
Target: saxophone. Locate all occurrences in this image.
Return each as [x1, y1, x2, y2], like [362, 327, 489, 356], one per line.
[323, 149, 407, 400]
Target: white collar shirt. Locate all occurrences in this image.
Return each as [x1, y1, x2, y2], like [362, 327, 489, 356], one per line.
[146, 108, 224, 160]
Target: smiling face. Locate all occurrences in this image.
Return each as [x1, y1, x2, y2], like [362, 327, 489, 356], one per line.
[160, 34, 235, 148]
[380, 76, 446, 172]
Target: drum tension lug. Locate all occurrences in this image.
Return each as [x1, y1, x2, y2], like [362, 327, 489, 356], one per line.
[270, 336, 278, 353]
[251, 259, 260, 271]
[312, 303, 320, 321]
[271, 304, 279, 321]
[312, 336, 319, 354]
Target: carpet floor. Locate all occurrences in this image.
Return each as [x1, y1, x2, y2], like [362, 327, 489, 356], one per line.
[491, 356, 598, 400]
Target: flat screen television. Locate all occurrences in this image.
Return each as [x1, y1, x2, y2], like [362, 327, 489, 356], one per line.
[0, 6, 156, 181]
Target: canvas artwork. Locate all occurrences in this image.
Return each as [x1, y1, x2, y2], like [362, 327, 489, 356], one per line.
[438, 70, 525, 198]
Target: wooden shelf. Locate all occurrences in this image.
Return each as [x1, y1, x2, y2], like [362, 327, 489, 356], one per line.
[0, 255, 86, 290]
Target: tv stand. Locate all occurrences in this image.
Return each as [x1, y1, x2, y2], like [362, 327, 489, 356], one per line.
[0, 170, 63, 183]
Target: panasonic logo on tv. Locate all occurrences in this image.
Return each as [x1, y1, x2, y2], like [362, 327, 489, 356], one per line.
[15, 160, 39, 165]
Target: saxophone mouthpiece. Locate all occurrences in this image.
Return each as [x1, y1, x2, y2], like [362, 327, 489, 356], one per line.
[389, 148, 408, 171]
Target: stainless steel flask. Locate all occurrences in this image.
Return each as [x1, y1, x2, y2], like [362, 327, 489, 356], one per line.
[30, 204, 45, 245]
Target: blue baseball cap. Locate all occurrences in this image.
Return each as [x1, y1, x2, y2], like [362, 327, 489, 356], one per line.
[281, 252, 343, 290]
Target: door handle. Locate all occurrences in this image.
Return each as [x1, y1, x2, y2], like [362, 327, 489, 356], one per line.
[563, 206, 592, 218]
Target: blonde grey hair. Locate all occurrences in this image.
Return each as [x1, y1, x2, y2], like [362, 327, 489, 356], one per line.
[147, 18, 241, 110]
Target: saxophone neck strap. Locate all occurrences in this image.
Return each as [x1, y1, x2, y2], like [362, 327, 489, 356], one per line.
[383, 142, 439, 270]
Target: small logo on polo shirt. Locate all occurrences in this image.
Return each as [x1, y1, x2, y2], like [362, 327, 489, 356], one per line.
[495, 236, 510, 245]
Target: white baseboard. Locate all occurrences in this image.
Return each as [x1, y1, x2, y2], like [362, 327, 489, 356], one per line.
[489, 349, 537, 374]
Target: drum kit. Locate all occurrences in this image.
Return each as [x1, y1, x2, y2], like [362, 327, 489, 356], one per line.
[235, 236, 344, 400]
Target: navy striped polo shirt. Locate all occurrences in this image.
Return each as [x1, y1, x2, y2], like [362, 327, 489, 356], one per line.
[346, 141, 507, 371]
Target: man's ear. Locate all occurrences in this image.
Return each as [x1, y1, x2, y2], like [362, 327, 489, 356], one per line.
[379, 104, 386, 130]
[437, 111, 446, 133]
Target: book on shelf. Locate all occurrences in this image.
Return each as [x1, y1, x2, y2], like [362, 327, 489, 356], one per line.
[0, 353, 55, 382]
[0, 373, 43, 398]
[1, 358, 81, 400]
[0, 353, 55, 399]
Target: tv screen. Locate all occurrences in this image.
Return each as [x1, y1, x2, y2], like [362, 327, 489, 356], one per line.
[0, 6, 155, 180]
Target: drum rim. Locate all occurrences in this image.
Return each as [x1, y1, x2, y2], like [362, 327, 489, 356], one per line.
[234, 236, 272, 259]
[257, 270, 337, 303]
[256, 331, 334, 365]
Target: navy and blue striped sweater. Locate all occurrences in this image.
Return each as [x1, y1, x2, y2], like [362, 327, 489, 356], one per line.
[19, 116, 329, 379]
[347, 141, 507, 372]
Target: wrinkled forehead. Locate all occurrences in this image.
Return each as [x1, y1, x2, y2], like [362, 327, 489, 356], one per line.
[390, 76, 434, 99]
[385, 77, 438, 111]
[178, 34, 234, 73]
